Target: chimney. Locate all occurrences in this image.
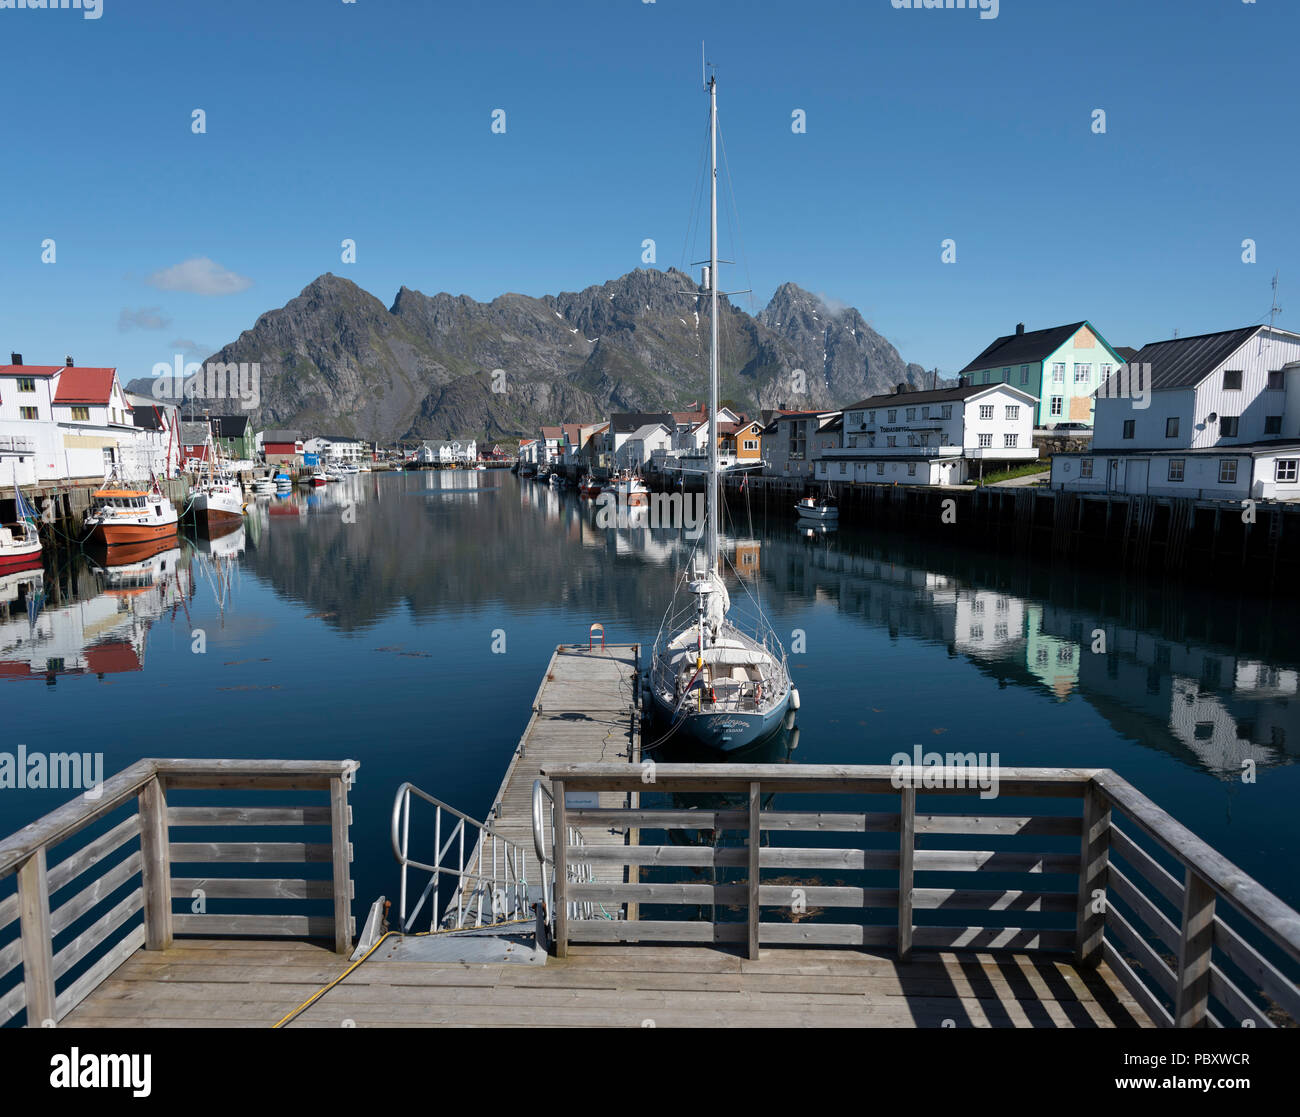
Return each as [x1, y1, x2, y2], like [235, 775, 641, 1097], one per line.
[895, 383, 907, 395]
[65, 355, 74, 367]
[10, 352, 21, 366]
[1015, 323, 1025, 336]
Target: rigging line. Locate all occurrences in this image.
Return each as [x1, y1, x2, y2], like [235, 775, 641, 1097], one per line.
[716, 116, 756, 319]
[679, 112, 713, 282]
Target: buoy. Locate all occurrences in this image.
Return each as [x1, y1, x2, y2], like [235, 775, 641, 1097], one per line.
[790, 688, 801, 711]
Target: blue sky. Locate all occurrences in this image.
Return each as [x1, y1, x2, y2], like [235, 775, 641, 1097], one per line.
[2, 0, 1296, 384]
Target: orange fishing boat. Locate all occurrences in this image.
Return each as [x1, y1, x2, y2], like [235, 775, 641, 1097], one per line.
[83, 475, 179, 546]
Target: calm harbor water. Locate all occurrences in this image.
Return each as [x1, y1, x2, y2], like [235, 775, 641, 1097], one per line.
[4, 469, 1298, 912]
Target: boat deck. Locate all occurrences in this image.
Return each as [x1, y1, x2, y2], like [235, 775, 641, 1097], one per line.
[61, 937, 1150, 1028]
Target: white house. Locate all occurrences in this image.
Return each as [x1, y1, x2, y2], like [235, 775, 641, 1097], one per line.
[0, 356, 154, 484]
[761, 411, 842, 479]
[815, 383, 1039, 486]
[1050, 325, 1300, 500]
[305, 436, 366, 463]
[417, 438, 477, 465]
[614, 422, 673, 471]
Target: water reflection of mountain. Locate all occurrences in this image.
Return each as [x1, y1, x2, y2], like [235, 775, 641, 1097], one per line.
[758, 527, 1298, 780]
[0, 543, 194, 684]
[239, 473, 695, 633]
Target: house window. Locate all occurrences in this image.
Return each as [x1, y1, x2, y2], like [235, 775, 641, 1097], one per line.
[1122, 420, 1135, 439]
[1100, 363, 1112, 385]
[847, 412, 860, 427]
[979, 405, 993, 420]
[839, 462, 847, 475]
[1052, 363, 1065, 383]
[978, 433, 992, 448]
[1079, 459, 1094, 478]
[20, 406, 38, 420]
[1264, 416, 1281, 435]
[1004, 434, 1018, 448]
[1020, 365, 1030, 384]
[921, 406, 929, 419]
[876, 463, 885, 476]
[788, 421, 806, 461]
[868, 411, 876, 423]
[1006, 405, 1019, 420]
[1220, 415, 1239, 437]
[1168, 459, 1185, 482]
[1002, 368, 1011, 382]
[887, 410, 897, 423]
[906, 408, 915, 421]
[1268, 370, 1284, 390]
[886, 436, 897, 447]
[17, 377, 36, 392]
[71, 406, 90, 421]
[742, 439, 757, 451]
[1074, 363, 1091, 384]
[941, 405, 952, 420]
[1165, 417, 1179, 438]
[908, 463, 917, 476]
[1223, 370, 1243, 390]
[1051, 397, 1063, 417]
[983, 371, 991, 384]
[1219, 459, 1238, 484]
[1277, 459, 1298, 483]
[907, 434, 919, 447]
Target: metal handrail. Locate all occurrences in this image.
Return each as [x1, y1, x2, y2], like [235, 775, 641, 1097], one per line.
[391, 781, 531, 934]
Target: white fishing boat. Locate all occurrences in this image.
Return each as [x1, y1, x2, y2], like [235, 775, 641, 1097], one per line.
[274, 472, 293, 491]
[646, 73, 797, 753]
[613, 471, 649, 507]
[190, 432, 245, 530]
[253, 476, 276, 496]
[794, 494, 839, 522]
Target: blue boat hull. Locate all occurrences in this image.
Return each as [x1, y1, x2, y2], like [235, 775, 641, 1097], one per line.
[646, 686, 792, 753]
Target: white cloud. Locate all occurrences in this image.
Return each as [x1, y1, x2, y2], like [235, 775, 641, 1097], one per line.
[146, 257, 253, 296]
[119, 306, 172, 332]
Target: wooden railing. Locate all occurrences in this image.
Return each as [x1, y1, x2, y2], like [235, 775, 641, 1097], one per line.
[543, 764, 1300, 1028]
[0, 758, 357, 1028]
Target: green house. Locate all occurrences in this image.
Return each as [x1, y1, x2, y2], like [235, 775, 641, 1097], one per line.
[207, 415, 255, 460]
[958, 321, 1127, 428]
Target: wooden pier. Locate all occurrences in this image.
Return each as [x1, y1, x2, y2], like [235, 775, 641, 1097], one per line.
[4, 652, 1300, 1030]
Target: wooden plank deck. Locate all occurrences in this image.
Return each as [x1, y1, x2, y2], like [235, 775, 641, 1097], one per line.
[476, 643, 640, 891]
[61, 938, 1152, 1028]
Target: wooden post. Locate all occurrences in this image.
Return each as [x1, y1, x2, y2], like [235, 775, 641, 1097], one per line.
[897, 786, 915, 961]
[329, 774, 354, 955]
[747, 781, 761, 961]
[1174, 870, 1216, 1027]
[553, 780, 568, 959]
[1075, 782, 1110, 968]
[138, 776, 173, 950]
[17, 848, 55, 1027]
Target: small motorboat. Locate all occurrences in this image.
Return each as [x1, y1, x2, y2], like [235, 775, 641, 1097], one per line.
[614, 471, 649, 508]
[794, 494, 839, 522]
[578, 475, 602, 497]
[274, 472, 292, 491]
[300, 471, 328, 488]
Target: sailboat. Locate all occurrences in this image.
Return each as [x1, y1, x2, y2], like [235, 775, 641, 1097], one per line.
[1, 477, 42, 574]
[646, 73, 799, 753]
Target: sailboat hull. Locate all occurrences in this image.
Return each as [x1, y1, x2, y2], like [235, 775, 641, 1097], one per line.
[646, 685, 792, 753]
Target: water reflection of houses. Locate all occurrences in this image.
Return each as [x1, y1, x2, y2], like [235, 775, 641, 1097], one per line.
[0, 545, 191, 684]
[770, 530, 1297, 778]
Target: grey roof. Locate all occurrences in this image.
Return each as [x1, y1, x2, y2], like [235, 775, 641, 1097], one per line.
[1105, 327, 1262, 393]
[208, 415, 249, 438]
[960, 322, 1089, 374]
[611, 412, 673, 435]
[846, 384, 1019, 410]
[180, 422, 210, 444]
[261, 430, 302, 443]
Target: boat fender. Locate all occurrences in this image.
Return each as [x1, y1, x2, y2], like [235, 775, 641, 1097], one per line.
[790, 688, 800, 711]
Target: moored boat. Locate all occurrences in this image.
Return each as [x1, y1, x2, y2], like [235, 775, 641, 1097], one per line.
[794, 494, 839, 522]
[84, 476, 179, 547]
[578, 475, 602, 497]
[0, 480, 42, 574]
[613, 471, 649, 507]
[645, 73, 796, 754]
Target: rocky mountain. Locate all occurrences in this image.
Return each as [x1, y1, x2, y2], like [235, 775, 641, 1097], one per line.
[127, 269, 933, 441]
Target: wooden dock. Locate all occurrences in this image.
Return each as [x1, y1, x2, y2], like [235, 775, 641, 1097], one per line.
[474, 642, 640, 894]
[5, 651, 1300, 1030]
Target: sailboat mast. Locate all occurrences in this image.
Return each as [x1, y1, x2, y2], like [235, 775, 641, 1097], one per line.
[707, 73, 719, 576]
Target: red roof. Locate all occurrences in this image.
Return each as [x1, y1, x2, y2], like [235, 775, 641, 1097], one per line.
[0, 365, 63, 378]
[54, 367, 120, 405]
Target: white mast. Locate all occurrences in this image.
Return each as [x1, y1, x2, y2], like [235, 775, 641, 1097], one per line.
[707, 73, 719, 577]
